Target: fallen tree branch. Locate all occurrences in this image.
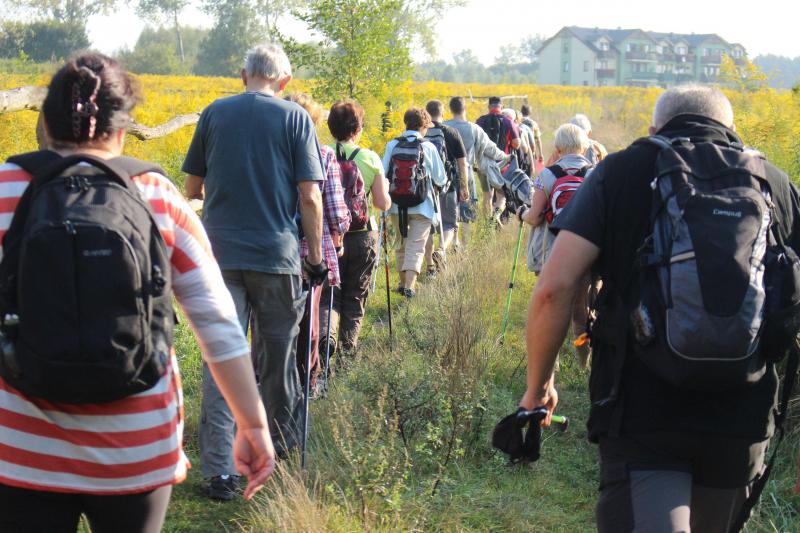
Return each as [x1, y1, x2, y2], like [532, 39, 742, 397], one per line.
[126, 113, 201, 140]
[0, 86, 47, 113]
[1, 86, 201, 141]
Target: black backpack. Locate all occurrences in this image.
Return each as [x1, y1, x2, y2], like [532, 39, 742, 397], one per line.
[425, 125, 455, 192]
[632, 136, 800, 391]
[0, 151, 175, 404]
[481, 113, 507, 153]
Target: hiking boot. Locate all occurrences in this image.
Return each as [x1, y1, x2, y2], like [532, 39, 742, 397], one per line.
[426, 267, 438, 280]
[207, 475, 239, 501]
[395, 286, 405, 295]
[402, 288, 416, 298]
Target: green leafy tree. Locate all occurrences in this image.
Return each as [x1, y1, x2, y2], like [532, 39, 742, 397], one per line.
[117, 26, 207, 74]
[0, 20, 89, 61]
[135, 0, 190, 62]
[296, 0, 412, 101]
[195, 0, 265, 77]
[397, 0, 465, 58]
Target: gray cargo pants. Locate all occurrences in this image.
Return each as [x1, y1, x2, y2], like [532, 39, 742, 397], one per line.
[596, 432, 768, 533]
[199, 270, 305, 477]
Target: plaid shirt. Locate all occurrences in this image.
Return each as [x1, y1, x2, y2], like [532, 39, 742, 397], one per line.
[300, 144, 350, 285]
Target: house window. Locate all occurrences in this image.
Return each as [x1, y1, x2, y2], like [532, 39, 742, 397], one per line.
[584, 60, 589, 72]
[676, 45, 687, 55]
[626, 43, 632, 52]
[702, 48, 709, 56]
[563, 62, 570, 72]
[563, 42, 569, 53]
[601, 60, 608, 69]
[599, 41, 609, 51]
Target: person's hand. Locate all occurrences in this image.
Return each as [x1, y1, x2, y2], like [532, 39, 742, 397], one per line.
[234, 427, 276, 500]
[519, 380, 558, 427]
[302, 257, 329, 287]
[517, 206, 528, 222]
[459, 187, 469, 202]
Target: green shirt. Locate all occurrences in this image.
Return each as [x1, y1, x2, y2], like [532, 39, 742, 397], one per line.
[332, 141, 385, 229]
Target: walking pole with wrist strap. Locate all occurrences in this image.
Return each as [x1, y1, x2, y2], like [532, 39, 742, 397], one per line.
[500, 219, 525, 344]
[382, 214, 393, 349]
[323, 284, 334, 390]
[371, 215, 384, 292]
[300, 283, 316, 470]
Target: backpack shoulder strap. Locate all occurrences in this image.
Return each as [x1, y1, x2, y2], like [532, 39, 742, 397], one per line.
[348, 147, 361, 162]
[6, 150, 62, 177]
[547, 165, 568, 179]
[574, 165, 592, 178]
[106, 156, 165, 180]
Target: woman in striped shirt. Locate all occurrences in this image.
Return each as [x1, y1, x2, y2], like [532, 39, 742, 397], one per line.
[0, 53, 275, 532]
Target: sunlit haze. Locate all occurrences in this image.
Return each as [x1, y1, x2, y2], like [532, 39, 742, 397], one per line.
[87, 0, 800, 63]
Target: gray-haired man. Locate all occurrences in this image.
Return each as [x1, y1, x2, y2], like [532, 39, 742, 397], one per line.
[520, 84, 800, 531]
[183, 43, 325, 500]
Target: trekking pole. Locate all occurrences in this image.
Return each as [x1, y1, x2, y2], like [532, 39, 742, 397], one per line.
[301, 283, 316, 470]
[323, 285, 334, 389]
[500, 219, 525, 344]
[371, 215, 384, 292]
[382, 215, 394, 348]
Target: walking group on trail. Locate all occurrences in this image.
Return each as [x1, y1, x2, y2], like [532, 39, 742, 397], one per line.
[0, 41, 797, 533]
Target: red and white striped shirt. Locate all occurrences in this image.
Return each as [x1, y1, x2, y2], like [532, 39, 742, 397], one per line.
[0, 160, 249, 495]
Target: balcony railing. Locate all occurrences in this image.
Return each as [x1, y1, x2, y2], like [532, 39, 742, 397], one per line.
[626, 71, 660, 80]
[596, 68, 616, 78]
[597, 50, 617, 60]
[701, 54, 724, 64]
[625, 51, 658, 61]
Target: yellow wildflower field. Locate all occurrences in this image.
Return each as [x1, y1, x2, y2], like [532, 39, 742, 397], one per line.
[2, 73, 798, 188]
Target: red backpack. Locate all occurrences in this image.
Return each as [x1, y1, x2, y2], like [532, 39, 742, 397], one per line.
[336, 143, 369, 232]
[543, 165, 591, 224]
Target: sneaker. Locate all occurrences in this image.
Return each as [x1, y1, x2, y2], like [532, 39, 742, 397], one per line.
[208, 474, 239, 501]
[395, 286, 405, 295]
[402, 288, 416, 298]
[426, 267, 438, 280]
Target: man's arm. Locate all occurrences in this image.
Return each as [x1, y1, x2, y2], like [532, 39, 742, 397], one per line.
[519, 231, 600, 422]
[298, 181, 323, 265]
[185, 175, 204, 200]
[457, 157, 469, 201]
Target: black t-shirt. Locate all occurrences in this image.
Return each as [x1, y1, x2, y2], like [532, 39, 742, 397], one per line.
[432, 121, 466, 188]
[551, 114, 799, 442]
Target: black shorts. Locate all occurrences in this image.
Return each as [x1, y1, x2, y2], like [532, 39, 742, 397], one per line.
[596, 432, 768, 533]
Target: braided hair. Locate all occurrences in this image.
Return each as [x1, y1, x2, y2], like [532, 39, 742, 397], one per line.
[42, 52, 141, 147]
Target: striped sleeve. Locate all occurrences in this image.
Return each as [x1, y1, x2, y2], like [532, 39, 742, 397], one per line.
[133, 172, 249, 363]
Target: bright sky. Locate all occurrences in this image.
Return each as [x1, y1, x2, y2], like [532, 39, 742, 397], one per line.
[88, 0, 800, 64]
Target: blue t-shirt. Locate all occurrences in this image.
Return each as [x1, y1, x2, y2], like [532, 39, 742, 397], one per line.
[182, 92, 324, 275]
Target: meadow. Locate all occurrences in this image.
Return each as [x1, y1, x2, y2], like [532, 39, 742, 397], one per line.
[0, 72, 799, 532]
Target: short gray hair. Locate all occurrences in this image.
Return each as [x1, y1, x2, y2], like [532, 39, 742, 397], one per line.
[652, 83, 734, 130]
[554, 123, 590, 154]
[244, 43, 292, 81]
[569, 113, 592, 133]
[501, 108, 517, 121]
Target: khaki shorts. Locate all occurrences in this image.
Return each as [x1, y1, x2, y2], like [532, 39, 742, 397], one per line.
[391, 213, 432, 274]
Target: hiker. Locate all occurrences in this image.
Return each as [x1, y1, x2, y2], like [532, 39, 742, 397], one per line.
[518, 123, 594, 367]
[519, 84, 800, 532]
[476, 96, 520, 221]
[423, 99, 468, 276]
[319, 99, 392, 366]
[444, 96, 509, 249]
[183, 43, 326, 500]
[503, 108, 535, 178]
[284, 93, 350, 392]
[570, 113, 608, 164]
[520, 104, 544, 165]
[383, 108, 447, 297]
[0, 52, 274, 532]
